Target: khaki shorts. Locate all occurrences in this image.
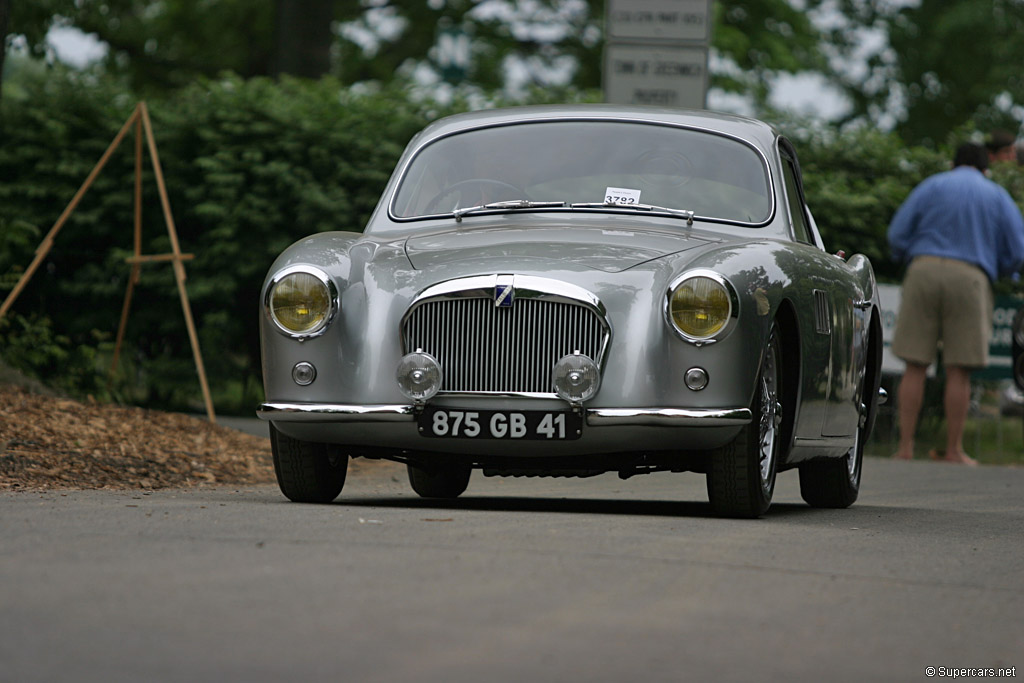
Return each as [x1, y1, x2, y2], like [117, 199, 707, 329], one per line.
[892, 256, 993, 368]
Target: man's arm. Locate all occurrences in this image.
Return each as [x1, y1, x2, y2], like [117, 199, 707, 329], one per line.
[887, 188, 922, 263]
[997, 194, 1024, 279]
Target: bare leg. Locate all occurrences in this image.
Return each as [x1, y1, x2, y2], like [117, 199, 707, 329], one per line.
[894, 362, 928, 460]
[941, 365, 977, 465]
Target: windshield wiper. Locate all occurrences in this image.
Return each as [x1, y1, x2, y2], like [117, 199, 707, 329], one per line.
[452, 200, 566, 222]
[570, 201, 695, 226]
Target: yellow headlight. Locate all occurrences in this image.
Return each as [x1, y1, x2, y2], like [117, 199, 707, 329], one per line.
[270, 271, 332, 334]
[670, 276, 731, 339]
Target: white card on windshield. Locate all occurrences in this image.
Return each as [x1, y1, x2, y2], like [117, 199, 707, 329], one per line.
[604, 187, 641, 206]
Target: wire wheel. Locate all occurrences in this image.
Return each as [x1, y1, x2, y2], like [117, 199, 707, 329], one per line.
[707, 324, 781, 518]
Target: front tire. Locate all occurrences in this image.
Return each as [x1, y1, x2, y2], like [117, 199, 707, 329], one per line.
[271, 424, 348, 503]
[407, 463, 471, 499]
[706, 325, 781, 518]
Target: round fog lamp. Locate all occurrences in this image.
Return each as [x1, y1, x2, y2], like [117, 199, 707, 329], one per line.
[292, 361, 317, 386]
[397, 352, 442, 402]
[553, 354, 600, 403]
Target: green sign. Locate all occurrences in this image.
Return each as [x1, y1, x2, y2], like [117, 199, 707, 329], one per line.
[977, 294, 1022, 380]
[435, 23, 470, 84]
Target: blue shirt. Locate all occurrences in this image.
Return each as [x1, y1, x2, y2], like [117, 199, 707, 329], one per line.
[887, 166, 1024, 282]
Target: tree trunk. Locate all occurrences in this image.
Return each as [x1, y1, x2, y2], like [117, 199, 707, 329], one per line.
[273, 0, 333, 79]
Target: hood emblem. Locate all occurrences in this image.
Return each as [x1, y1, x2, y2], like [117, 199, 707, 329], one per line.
[495, 275, 515, 308]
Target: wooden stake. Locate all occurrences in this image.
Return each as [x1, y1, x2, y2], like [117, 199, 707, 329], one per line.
[139, 103, 217, 424]
[1, 102, 217, 423]
[0, 107, 140, 321]
[124, 254, 195, 265]
[111, 112, 144, 376]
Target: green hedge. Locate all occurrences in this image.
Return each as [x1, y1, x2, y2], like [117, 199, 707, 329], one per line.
[787, 120, 1024, 284]
[790, 125, 948, 281]
[2, 71, 1023, 412]
[0, 72, 452, 411]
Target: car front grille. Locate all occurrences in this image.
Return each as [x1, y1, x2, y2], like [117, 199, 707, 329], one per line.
[402, 295, 608, 395]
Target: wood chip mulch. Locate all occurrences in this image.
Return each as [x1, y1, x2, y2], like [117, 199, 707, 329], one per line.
[0, 385, 277, 491]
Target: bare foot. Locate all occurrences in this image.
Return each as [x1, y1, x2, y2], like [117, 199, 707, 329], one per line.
[944, 451, 978, 466]
[891, 451, 913, 460]
[929, 449, 978, 466]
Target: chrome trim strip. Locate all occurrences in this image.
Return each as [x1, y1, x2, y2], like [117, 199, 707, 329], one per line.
[585, 407, 752, 427]
[405, 274, 607, 319]
[257, 403, 415, 422]
[259, 402, 752, 428]
[429, 391, 559, 399]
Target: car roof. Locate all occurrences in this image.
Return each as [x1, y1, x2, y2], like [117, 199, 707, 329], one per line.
[411, 105, 780, 152]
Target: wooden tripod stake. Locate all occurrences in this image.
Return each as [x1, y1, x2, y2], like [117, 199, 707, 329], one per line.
[0, 102, 216, 423]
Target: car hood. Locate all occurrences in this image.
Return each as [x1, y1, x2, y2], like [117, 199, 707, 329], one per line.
[403, 219, 718, 274]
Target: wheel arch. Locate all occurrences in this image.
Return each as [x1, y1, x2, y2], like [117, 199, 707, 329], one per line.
[863, 306, 884, 440]
[774, 298, 801, 464]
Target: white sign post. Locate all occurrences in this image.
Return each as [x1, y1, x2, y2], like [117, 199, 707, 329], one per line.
[607, 0, 711, 42]
[604, 0, 712, 108]
[605, 43, 708, 108]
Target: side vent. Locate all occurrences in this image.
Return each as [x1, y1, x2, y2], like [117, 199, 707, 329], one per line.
[813, 290, 831, 335]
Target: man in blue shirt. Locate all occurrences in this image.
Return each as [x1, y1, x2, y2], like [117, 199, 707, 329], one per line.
[889, 142, 1024, 465]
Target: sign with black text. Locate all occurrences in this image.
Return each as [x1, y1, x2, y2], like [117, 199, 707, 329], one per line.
[605, 44, 708, 108]
[607, 0, 712, 42]
[604, 0, 712, 108]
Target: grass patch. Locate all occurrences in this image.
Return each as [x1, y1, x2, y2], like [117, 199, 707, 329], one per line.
[867, 409, 1024, 466]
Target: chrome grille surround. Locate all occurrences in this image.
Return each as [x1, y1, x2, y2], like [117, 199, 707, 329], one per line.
[401, 275, 611, 397]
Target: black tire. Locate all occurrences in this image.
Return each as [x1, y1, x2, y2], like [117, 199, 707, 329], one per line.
[706, 325, 781, 518]
[407, 463, 471, 499]
[799, 375, 866, 509]
[271, 424, 348, 503]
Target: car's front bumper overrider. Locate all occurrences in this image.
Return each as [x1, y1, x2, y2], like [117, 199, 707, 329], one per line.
[257, 403, 752, 427]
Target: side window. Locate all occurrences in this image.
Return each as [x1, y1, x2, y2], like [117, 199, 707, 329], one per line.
[782, 158, 813, 244]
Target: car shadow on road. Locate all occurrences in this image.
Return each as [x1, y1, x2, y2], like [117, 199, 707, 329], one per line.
[333, 495, 826, 520]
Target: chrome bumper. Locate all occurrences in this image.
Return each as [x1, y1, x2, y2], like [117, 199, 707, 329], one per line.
[585, 407, 751, 427]
[257, 403, 752, 427]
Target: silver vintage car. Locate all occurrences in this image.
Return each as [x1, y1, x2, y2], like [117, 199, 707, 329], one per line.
[257, 105, 884, 517]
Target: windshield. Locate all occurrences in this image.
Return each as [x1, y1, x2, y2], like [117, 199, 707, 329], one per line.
[390, 120, 772, 224]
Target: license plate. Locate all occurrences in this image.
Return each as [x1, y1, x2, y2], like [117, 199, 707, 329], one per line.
[419, 408, 582, 441]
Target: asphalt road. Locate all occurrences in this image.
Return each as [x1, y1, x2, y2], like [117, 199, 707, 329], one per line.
[2, 455, 1022, 683]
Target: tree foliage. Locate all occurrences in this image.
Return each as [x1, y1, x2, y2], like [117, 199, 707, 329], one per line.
[713, 0, 830, 105]
[888, 0, 1024, 145]
[829, 0, 1024, 144]
[784, 121, 949, 281]
[7, 1, 837, 103]
[0, 70, 449, 411]
[8, 0, 276, 92]
[9, 0, 1024, 140]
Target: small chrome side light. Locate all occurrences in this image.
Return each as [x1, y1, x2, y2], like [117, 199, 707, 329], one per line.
[291, 362, 317, 386]
[684, 367, 709, 391]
